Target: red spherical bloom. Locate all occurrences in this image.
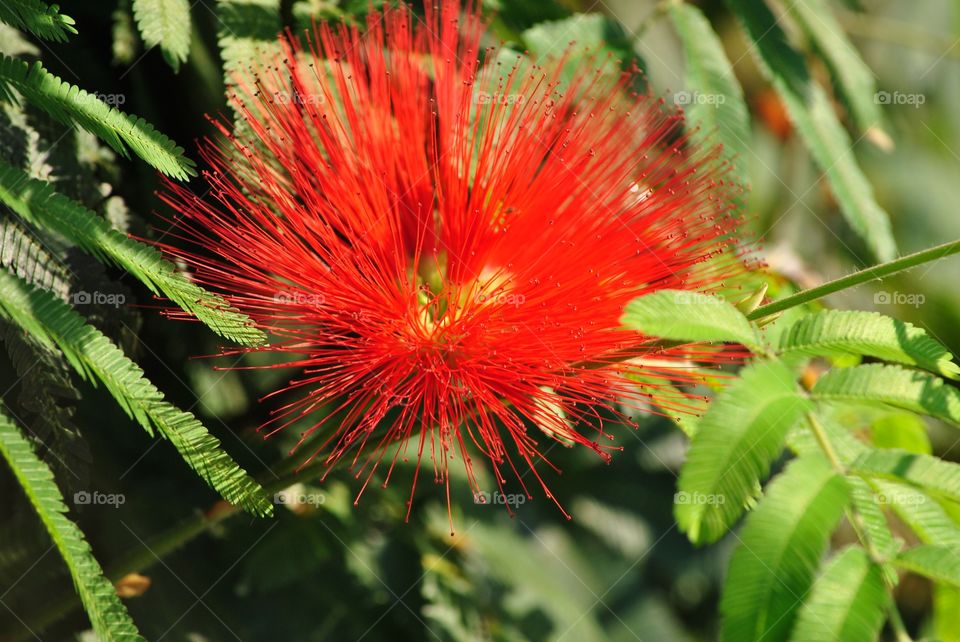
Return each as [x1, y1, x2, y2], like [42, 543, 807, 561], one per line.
[158, 0, 750, 520]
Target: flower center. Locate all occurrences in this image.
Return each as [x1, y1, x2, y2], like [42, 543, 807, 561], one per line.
[409, 255, 521, 338]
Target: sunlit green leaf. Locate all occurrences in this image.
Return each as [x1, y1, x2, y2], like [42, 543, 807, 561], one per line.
[895, 545, 960, 587]
[677, 359, 809, 544]
[788, 546, 888, 642]
[812, 364, 960, 426]
[622, 290, 761, 352]
[721, 455, 850, 642]
[0, 269, 273, 516]
[780, 310, 958, 379]
[132, 0, 191, 71]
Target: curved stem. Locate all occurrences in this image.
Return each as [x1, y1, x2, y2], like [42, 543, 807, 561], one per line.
[748, 239, 960, 320]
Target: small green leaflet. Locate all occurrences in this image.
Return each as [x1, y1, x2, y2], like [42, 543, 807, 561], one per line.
[895, 545, 960, 588]
[785, 0, 888, 143]
[780, 310, 959, 379]
[787, 546, 888, 642]
[812, 363, 960, 426]
[676, 359, 810, 544]
[872, 480, 960, 548]
[0, 160, 266, 347]
[621, 290, 762, 352]
[852, 449, 960, 505]
[721, 455, 851, 642]
[522, 13, 641, 71]
[0, 0, 76, 42]
[132, 0, 191, 71]
[0, 53, 195, 179]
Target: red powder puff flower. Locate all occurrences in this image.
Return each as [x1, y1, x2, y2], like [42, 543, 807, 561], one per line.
[158, 0, 749, 521]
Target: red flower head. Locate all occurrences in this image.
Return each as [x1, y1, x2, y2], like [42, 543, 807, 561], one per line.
[159, 0, 749, 521]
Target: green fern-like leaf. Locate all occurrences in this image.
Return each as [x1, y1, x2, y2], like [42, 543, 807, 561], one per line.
[668, 3, 750, 197]
[676, 359, 810, 544]
[787, 546, 888, 642]
[812, 363, 960, 426]
[0, 53, 195, 178]
[621, 290, 762, 352]
[0, 403, 145, 641]
[724, 0, 896, 262]
[720, 455, 851, 642]
[0, 0, 76, 42]
[0, 215, 72, 299]
[780, 310, 959, 379]
[0, 160, 266, 346]
[895, 545, 960, 588]
[784, 0, 886, 139]
[1, 318, 90, 493]
[852, 449, 960, 505]
[131, 0, 191, 71]
[216, 0, 283, 132]
[873, 480, 960, 547]
[847, 478, 899, 564]
[0, 269, 273, 516]
[217, 0, 282, 79]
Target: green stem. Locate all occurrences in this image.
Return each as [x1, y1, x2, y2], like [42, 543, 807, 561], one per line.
[803, 413, 914, 642]
[749, 239, 960, 320]
[805, 412, 844, 473]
